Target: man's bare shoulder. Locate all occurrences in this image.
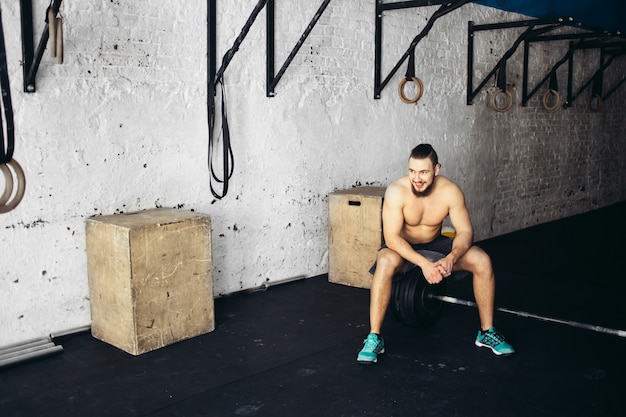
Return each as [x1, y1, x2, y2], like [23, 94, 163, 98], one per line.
[434, 176, 465, 201]
[384, 176, 410, 200]
[433, 175, 455, 186]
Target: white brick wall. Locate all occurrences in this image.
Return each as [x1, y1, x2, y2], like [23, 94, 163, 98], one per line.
[0, 1, 624, 345]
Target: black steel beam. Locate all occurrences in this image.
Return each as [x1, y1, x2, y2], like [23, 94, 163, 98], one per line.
[471, 17, 573, 32]
[208, 0, 216, 97]
[19, 0, 34, 92]
[266, 0, 275, 97]
[529, 31, 613, 43]
[379, 1, 446, 12]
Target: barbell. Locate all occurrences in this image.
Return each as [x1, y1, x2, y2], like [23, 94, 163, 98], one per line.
[391, 251, 626, 338]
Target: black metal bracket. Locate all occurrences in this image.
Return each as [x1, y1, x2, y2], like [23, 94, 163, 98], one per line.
[467, 17, 569, 105]
[521, 33, 611, 107]
[521, 36, 626, 108]
[207, 0, 333, 97]
[209, 0, 268, 92]
[566, 42, 626, 106]
[20, 0, 63, 93]
[373, 0, 471, 99]
[266, 0, 332, 97]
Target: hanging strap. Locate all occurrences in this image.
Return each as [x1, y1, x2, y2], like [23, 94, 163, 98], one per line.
[404, 49, 416, 80]
[548, 70, 558, 92]
[591, 72, 603, 98]
[0, 5, 15, 164]
[207, 0, 267, 200]
[496, 60, 507, 92]
[208, 79, 234, 200]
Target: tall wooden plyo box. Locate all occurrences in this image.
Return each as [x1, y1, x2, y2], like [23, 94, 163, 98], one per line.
[85, 208, 214, 355]
[328, 186, 386, 289]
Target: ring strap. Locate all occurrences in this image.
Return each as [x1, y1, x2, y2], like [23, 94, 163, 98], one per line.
[0, 6, 15, 164]
[404, 49, 416, 80]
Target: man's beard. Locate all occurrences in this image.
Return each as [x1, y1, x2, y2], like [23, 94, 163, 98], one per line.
[411, 181, 434, 197]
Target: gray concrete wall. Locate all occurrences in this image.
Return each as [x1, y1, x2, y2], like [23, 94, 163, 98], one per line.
[1, 1, 624, 345]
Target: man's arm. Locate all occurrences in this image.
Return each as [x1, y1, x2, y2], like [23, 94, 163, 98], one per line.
[438, 183, 473, 274]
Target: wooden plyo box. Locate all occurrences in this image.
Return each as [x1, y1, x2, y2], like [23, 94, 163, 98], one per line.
[328, 186, 386, 289]
[85, 208, 214, 355]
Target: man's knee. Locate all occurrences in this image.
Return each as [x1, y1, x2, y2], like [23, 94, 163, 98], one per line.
[376, 249, 404, 273]
[460, 246, 493, 275]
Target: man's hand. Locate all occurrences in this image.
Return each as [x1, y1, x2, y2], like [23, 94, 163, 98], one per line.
[434, 256, 455, 278]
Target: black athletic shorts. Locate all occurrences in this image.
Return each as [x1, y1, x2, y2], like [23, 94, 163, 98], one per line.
[368, 235, 453, 275]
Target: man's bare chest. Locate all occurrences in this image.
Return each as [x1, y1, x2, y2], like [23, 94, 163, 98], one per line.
[403, 200, 448, 227]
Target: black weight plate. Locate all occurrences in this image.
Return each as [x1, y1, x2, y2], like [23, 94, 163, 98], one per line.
[391, 277, 403, 322]
[414, 274, 446, 326]
[395, 274, 408, 324]
[391, 266, 447, 327]
[402, 271, 419, 326]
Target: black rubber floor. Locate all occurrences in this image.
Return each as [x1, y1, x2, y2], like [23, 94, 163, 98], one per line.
[2, 201, 625, 417]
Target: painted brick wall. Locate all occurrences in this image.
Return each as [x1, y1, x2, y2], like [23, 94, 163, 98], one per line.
[0, 1, 624, 346]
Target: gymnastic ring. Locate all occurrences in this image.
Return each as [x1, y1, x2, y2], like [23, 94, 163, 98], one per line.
[56, 17, 64, 64]
[542, 89, 561, 113]
[0, 163, 14, 205]
[48, 7, 57, 58]
[488, 88, 514, 113]
[0, 159, 26, 214]
[589, 95, 602, 113]
[398, 76, 424, 104]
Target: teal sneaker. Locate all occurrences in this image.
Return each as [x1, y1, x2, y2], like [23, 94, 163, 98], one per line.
[357, 333, 385, 364]
[475, 327, 515, 356]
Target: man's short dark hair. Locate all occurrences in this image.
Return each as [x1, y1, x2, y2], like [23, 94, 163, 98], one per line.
[410, 144, 438, 166]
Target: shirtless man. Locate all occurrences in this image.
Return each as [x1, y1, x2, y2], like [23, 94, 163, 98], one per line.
[357, 144, 514, 364]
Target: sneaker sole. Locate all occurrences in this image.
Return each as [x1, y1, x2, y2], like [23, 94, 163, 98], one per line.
[474, 340, 513, 356]
[357, 348, 385, 364]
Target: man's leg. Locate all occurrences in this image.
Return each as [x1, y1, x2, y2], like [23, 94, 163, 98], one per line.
[357, 248, 404, 364]
[457, 246, 515, 355]
[369, 248, 405, 334]
[456, 246, 495, 330]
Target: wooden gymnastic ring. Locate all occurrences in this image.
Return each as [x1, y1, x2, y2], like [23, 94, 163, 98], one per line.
[488, 88, 514, 113]
[589, 95, 602, 113]
[56, 17, 64, 64]
[542, 89, 561, 113]
[48, 8, 57, 58]
[0, 159, 26, 213]
[0, 163, 14, 205]
[398, 76, 424, 104]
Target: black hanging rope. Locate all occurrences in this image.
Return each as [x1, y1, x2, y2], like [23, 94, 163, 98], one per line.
[0, 5, 15, 164]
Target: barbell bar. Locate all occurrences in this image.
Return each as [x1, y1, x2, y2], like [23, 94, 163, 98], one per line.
[391, 261, 626, 338]
[431, 294, 626, 338]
